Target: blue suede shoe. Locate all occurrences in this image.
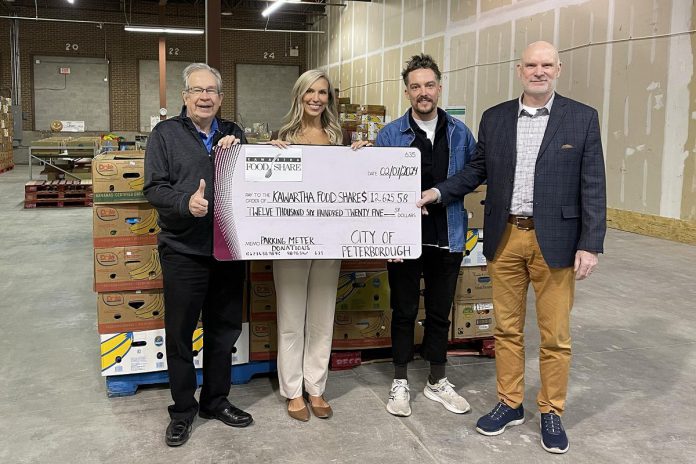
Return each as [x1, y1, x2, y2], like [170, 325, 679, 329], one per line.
[540, 412, 569, 454]
[475, 402, 525, 436]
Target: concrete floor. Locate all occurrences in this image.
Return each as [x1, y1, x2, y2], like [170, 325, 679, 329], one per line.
[1, 165, 695, 464]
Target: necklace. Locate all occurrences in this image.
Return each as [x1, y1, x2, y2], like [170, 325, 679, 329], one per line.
[298, 128, 329, 145]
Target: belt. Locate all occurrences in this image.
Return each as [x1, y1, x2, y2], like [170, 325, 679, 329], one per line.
[508, 215, 534, 230]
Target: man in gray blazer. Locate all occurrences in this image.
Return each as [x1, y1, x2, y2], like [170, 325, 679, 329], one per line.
[418, 41, 606, 454]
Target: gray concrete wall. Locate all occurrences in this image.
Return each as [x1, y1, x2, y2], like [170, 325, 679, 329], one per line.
[33, 56, 110, 131]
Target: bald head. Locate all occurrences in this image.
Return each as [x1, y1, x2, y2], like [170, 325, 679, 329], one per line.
[522, 41, 560, 65]
[516, 41, 562, 106]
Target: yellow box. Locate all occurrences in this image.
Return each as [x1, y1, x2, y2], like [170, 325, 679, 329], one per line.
[332, 310, 391, 349]
[464, 185, 487, 229]
[92, 151, 146, 203]
[249, 321, 278, 361]
[454, 266, 492, 301]
[249, 260, 274, 275]
[97, 290, 164, 334]
[94, 245, 162, 292]
[335, 270, 390, 311]
[93, 203, 159, 247]
[452, 300, 495, 340]
[100, 324, 249, 376]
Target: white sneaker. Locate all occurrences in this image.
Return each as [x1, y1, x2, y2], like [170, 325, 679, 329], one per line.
[386, 379, 411, 417]
[423, 377, 471, 414]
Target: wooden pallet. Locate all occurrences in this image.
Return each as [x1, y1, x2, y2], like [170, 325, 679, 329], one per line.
[25, 179, 93, 192]
[329, 337, 495, 370]
[24, 180, 93, 208]
[24, 198, 93, 208]
[0, 164, 14, 174]
[24, 190, 93, 201]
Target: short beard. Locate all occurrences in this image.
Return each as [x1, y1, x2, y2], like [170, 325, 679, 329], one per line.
[412, 101, 436, 116]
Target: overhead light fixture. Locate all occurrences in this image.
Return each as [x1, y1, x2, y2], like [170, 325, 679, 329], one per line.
[124, 25, 204, 35]
[66, 0, 75, 4]
[262, 0, 302, 18]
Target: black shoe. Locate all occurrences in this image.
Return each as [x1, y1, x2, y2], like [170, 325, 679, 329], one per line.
[199, 404, 253, 427]
[165, 418, 193, 447]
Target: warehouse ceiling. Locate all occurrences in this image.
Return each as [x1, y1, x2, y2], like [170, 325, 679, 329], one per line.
[0, 0, 365, 31]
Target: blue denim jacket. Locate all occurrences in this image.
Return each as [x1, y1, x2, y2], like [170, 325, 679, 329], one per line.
[375, 109, 477, 252]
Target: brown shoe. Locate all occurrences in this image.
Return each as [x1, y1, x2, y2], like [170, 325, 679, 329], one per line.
[287, 399, 310, 422]
[308, 396, 333, 419]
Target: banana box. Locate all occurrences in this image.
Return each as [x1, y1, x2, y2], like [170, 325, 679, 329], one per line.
[94, 245, 163, 292]
[93, 203, 160, 247]
[97, 290, 164, 333]
[249, 278, 277, 321]
[92, 151, 146, 203]
[249, 260, 273, 275]
[335, 270, 390, 312]
[462, 228, 486, 267]
[249, 321, 277, 361]
[100, 323, 249, 376]
[463, 185, 487, 229]
[332, 310, 392, 349]
[452, 300, 495, 340]
[454, 266, 492, 301]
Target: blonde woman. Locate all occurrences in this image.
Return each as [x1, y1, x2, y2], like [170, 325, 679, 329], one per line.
[270, 69, 369, 421]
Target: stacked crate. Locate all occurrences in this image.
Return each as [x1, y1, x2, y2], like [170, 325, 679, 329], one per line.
[339, 103, 387, 143]
[332, 260, 392, 349]
[248, 258, 428, 364]
[248, 261, 278, 361]
[355, 105, 387, 143]
[92, 150, 166, 376]
[339, 103, 361, 141]
[0, 97, 13, 173]
[451, 185, 496, 341]
[24, 179, 93, 208]
[92, 151, 250, 378]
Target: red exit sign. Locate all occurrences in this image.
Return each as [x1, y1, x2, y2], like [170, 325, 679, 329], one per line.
[59, 67, 71, 74]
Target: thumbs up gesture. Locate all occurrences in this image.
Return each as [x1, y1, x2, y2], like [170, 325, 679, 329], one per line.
[189, 179, 209, 217]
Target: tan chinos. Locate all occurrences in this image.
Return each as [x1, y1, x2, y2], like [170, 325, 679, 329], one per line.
[488, 224, 575, 414]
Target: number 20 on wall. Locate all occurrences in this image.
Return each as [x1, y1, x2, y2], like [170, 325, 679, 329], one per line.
[65, 43, 79, 51]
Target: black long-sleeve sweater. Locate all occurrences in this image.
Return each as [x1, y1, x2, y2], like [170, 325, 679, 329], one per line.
[144, 106, 246, 256]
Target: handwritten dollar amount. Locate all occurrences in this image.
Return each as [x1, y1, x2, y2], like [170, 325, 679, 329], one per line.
[264, 190, 412, 204]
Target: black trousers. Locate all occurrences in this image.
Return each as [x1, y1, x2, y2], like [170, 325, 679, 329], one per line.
[160, 244, 246, 420]
[388, 246, 463, 366]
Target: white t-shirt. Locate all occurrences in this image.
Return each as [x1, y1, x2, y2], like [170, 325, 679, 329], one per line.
[413, 116, 438, 145]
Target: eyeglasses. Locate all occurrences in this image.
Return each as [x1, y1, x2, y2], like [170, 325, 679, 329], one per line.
[185, 87, 221, 96]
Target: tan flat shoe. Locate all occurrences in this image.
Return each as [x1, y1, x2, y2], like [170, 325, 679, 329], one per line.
[287, 399, 310, 422]
[308, 396, 333, 419]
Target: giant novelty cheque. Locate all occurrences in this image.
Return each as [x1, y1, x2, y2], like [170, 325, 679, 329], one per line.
[213, 144, 422, 260]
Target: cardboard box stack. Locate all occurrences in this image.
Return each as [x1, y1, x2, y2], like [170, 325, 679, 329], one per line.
[248, 261, 278, 362]
[332, 260, 392, 349]
[452, 185, 495, 340]
[248, 258, 425, 359]
[93, 151, 248, 376]
[0, 97, 13, 173]
[339, 102, 387, 143]
[356, 105, 387, 143]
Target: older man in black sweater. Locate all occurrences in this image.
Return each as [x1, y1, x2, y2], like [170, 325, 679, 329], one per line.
[144, 63, 251, 447]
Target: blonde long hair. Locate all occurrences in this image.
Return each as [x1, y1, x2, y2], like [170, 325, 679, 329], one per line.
[278, 69, 343, 145]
